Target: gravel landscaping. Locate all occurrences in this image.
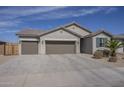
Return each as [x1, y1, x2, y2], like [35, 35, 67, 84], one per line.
[82, 54, 124, 67]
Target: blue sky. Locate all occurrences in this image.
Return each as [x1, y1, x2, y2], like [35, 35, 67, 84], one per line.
[0, 6, 124, 43]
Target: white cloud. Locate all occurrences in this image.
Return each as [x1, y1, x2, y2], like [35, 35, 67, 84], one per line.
[72, 7, 105, 16]
[0, 31, 17, 34]
[0, 20, 22, 28]
[31, 7, 118, 20]
[0, 6, 118, 29]
[0, 6, 67, 29]
[0, 6, 67, 19]
[0, 7, 118, 21]
[105, 7, 117, 14]
[0, 30, 17, 34]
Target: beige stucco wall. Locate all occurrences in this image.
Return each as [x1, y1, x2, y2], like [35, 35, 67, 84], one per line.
[65, 25, 90, 37]
[92, 33, 111, 53]
[40, 29, 80, 54]
[18, 41, 21, 55]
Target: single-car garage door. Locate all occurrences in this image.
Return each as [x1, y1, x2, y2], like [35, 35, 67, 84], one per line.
[46, 41, 76, 54]
[21, 41, 38, 54]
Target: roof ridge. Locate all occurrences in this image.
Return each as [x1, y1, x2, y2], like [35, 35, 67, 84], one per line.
[63, 22, 92, 33]
[39, 27, 82, 38]
[84, 30, 112, 38]
[16, 22, 92, 37]
[62, 27, 82, 37]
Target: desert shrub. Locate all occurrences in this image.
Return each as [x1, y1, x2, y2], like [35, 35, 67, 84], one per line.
[103, 49, 110, 57]
[93, 50, 103, 59]
[109, 56, 117, 62]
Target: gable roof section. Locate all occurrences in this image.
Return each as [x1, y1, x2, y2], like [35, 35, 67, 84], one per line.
[16, 22, 113, 39]
[16, 29, 47, 37]
[84, 30, 112, 38]
[16, 22, 92, 38]
[39, 27, 82, 38]
[64, 22, 92, 33]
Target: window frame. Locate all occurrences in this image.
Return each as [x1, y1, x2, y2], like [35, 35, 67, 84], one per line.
[96, 38, 107, 48]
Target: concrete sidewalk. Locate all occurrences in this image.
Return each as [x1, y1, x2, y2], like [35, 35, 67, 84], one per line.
[0, 54, 124, 87]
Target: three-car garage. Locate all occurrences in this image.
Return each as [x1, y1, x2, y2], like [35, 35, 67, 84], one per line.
[21, 41, 76, 55]
[17, 25, 82, 55]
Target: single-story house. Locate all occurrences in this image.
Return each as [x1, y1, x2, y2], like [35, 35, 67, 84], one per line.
[16, 22, 124, 55]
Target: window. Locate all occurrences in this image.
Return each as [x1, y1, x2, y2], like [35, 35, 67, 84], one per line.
[96, 38, 107, 47]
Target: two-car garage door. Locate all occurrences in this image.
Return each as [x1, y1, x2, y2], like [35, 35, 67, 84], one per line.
[46, 41, 76, 54]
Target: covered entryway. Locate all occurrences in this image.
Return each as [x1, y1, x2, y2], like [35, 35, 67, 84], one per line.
[21, 41, 38, 54]
[46, 41, 76, 54]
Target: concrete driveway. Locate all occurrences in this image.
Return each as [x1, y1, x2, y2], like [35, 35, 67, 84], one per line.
[0, 54, 124, 87]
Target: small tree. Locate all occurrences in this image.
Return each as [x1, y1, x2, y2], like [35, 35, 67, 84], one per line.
[106, 39, 123, 62]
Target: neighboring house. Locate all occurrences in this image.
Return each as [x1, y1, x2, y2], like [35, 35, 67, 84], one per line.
[16, 22, 123, 55]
